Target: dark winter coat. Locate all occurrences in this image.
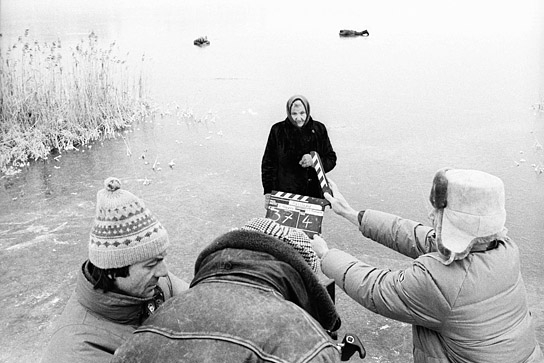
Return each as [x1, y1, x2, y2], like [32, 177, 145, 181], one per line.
[112, 230, 342, 363]
[261, 96, 336, 198]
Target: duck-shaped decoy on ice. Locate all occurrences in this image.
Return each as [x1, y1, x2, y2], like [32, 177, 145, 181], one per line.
[194, 36, 210, 47]
[339, 29, 369, 37]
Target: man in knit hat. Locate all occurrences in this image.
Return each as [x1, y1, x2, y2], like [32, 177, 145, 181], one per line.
[311, 169, 543, 362]
[41, 177, 189, 363]
[112, 217, 346, 363]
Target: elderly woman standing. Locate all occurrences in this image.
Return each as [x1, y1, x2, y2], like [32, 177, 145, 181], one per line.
[261, 95, 337, 205]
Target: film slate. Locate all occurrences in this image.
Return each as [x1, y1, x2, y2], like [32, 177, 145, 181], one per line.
[265, 191, 329, 237]
[264, 152, 333, 236]
[310, 151, 333, 197]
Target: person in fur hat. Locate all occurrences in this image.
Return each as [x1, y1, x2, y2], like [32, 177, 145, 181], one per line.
[311, 169, 543, 362]
[261, 95, 337, 206]
[41, 177, 189, 363]
[112, 217, 343, 363]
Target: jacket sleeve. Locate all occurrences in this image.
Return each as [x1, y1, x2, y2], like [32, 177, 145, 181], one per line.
[320, 209, 447, 329]
[321, 249, 448, 330]
[41, 325, 121, 363]
[261, 127, 278, 194]
[309, 346, 342, 362]
[158, 272, 189, 299]
[359, 209, 437, 259]
[317, 125, 336, 173]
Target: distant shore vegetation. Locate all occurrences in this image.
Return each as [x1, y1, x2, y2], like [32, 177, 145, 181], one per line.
[0, 30, 153, 174]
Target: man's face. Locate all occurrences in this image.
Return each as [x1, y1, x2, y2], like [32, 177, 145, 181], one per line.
[115, 252, 169, 299]
[290, 100, 307, 127]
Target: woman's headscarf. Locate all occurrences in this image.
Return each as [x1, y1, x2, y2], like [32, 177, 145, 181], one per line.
[286, 95, 311, 127]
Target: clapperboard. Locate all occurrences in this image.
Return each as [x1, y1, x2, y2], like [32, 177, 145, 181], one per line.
[265, 152, 333, 237]
[265, 192, 328, 237]
[265, 152, 337, 305]
[310, 151, 333, 197]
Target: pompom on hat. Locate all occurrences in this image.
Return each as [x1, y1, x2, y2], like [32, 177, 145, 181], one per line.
[89, 177, 169, 269]
[430, 168, 507, 264]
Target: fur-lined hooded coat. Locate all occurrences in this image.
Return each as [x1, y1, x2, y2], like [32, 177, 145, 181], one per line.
[113, 230, 342, 363]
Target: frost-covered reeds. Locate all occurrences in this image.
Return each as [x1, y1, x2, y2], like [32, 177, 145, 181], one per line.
[0, 30, 152, 172]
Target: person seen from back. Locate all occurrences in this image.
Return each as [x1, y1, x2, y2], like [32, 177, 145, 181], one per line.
[112, 217, 344, 363]
[311, 169, 543, 362]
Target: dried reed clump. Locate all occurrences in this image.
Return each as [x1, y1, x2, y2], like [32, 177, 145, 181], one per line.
[0, 30, 153, 173]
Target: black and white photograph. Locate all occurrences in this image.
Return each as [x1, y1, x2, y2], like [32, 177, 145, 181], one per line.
[1, 1, 543, 362]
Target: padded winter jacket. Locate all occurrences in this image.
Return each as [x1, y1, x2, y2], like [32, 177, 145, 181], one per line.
[40, 262, 174, 363]
[321, 209, 543, 363]
[113, 230, 342, 363]
[261, 117, 336, 198]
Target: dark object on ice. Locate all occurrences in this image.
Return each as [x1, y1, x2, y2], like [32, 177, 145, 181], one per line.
[193, 36, 210, 47]
[339, 29, 369, 37]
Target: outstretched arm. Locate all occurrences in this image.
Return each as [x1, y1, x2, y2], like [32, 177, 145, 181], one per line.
[324, 178, 436, 258]
[311, 233, 445, 330]
[321, 248, 447, 329]
[324, 179, 359, 227]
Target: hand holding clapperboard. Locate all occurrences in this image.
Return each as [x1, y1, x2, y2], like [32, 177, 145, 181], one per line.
[265, 152, 333, 237]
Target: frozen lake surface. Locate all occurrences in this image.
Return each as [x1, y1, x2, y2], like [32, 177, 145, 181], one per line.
[1, 0, 543, 361]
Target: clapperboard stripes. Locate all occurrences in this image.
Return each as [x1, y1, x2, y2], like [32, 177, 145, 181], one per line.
[310, 151, 332, 196]
[272, 191, 309, 203]
[270, 191, 328, 209]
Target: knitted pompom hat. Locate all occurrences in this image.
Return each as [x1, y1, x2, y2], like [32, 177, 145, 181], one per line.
[89, 177, 169, 269]
[241, 217, 319, 272]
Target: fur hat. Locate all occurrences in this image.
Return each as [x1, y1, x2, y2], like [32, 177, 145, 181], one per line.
[430, 169, 507, 264]
[241, 217, 319, 272]
[89, 177, 169, 269]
